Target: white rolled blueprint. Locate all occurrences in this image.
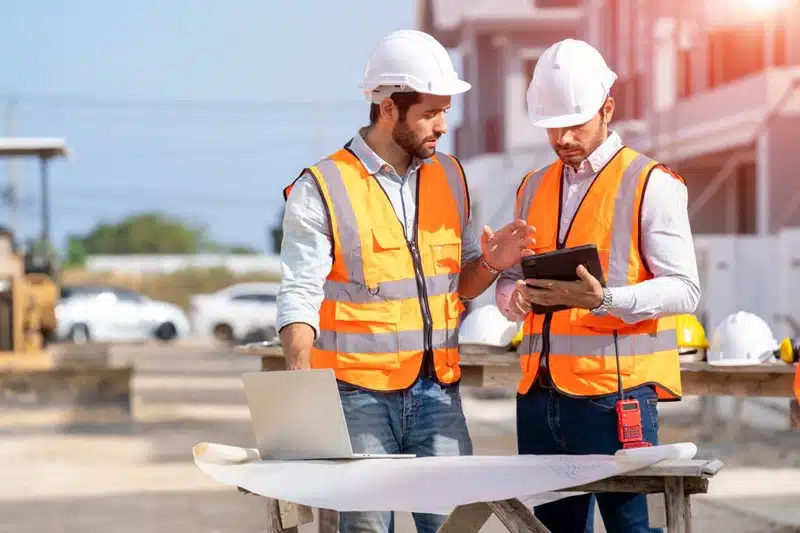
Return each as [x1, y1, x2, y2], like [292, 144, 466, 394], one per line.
[192, 442, 698, 514]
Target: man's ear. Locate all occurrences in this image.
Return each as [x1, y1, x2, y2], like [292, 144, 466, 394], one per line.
[379, 98, 395, 122]
[602, 97, 615, 126]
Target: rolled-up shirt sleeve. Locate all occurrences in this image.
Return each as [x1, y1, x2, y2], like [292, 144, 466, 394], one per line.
[495, 264, 525, 321]
[276, 172, 333, 339]
[605, 168, 701, 323]
[460, 213, 484, 266]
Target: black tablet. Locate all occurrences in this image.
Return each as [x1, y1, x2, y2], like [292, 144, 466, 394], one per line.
[520, 244, 606, 314]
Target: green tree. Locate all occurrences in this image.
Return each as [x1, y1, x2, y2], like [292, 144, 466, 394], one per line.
[72, 212, 208, 255]
[65, 236, 88, 267]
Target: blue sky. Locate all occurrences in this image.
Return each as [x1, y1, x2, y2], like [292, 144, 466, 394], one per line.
[0, 0, 463, 253]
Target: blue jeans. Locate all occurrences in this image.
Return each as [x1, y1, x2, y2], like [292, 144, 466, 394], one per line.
[336, 377, 473, 533]
[517, 385, 662, 533]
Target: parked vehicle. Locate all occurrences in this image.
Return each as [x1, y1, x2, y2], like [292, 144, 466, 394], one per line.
[190, 282, 280, 344]
[56, 284, 191, 343]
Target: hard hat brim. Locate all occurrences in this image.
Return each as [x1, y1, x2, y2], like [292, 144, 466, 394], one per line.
[362, 79, 471, 103]
[530, 108, 598, 129]
[427, 79, 471, 96]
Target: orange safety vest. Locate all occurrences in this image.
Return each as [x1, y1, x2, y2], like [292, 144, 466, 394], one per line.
[794, 363, 799, 404]
[515, 146, 683, 400]
[283, 145, 470, 391]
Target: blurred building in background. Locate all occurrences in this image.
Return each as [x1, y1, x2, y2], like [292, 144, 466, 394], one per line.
[418, 0, 586, 307]
[418, 0, 800, 331]
[584, 0, 800, 236]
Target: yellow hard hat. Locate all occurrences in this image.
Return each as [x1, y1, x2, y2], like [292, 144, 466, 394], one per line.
[777, 337, 800, 364]
[676, 314, 709, 349]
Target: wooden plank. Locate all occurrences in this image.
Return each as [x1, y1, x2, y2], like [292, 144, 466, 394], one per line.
[487, 498, 551, 533]
[624, 459, 723, 478]
[318, 509, 338, 533]
[244, 346, 795, 401]
[682, 493, 693, 533]
[663, 477, 688, 533]
[261, 355, 287, 372]
[438, 502, 494, 533]
[278, 500, 314, 529]
[647, 493, 667, 529]
[566, 475, 708, 495]
[680, 366, 794, 397]
[265, 498, 295, 533]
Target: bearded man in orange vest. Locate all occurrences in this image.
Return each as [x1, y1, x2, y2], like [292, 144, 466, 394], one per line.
[495, 39, 701, 533]
[277, 29, 535, 533]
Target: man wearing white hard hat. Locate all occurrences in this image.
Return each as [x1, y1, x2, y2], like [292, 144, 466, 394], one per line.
[495, 39, 701, 533]
[277, 29, 535, 533]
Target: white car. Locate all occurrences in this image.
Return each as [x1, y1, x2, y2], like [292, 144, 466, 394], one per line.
[190, 282, 280, 344]
[56, 284, 191, 343]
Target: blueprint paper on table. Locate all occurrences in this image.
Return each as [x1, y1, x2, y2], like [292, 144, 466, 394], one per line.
[192, 442, 697, 514]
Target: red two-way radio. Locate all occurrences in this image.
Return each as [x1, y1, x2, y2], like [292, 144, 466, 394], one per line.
[616, 399, 651, 449]
[612, 331, 652, 449]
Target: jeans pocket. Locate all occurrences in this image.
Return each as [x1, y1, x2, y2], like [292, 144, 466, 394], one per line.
[645, 397, 660, 430]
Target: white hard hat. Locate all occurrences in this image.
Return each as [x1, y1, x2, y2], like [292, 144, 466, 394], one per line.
[458, 305, 519, 348]
[360, 30, 471, 104]
[526, 39, 618, 128]
[706, 311, 779, 366]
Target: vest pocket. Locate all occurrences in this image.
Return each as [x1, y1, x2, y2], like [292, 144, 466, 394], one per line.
[363, 228, 408, 289]
[333, 300, 401, 370]
[430, 235, 462, 276]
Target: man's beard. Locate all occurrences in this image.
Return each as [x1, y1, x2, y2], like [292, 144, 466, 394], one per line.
[554, 127, 606, 167]
[555, 146, 585, 168]
[392, 120, 439, 159]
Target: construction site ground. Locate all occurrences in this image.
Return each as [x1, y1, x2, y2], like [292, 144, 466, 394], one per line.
[1, 341, 798, 533]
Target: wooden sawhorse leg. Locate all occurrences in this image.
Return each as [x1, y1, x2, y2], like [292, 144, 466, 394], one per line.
[438, 498, 551, 533]
[663, 477, 692, 533]
[240, 489, 314, 533]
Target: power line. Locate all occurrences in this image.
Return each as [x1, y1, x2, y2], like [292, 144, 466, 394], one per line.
[1, 91, 365, 113]
[50, 186, 276, 206]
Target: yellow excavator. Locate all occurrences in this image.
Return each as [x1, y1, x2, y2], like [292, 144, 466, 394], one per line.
[0, 137, 65, 359]
[0, 137, 132, 431]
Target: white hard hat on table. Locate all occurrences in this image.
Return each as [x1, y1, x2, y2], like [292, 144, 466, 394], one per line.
[458, 305, 520, 348]
[706, 311, 779, 366]
[526, 38, 618, 128]
[360, 30, 471, 104]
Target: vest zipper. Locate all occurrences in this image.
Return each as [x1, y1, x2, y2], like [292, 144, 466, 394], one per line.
[408, 239, 434, 376]
[368, 170, 434, 380]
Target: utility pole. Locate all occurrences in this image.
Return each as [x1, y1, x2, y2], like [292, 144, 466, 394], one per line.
[5, 96, 21, 242]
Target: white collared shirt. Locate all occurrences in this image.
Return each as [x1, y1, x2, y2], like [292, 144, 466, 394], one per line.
[496, 132, 700, 324]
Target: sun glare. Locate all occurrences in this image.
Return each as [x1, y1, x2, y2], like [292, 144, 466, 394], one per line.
[740, 0, 793, 16]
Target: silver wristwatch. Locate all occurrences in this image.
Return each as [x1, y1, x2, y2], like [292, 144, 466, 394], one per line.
[592, 287, 613, 315]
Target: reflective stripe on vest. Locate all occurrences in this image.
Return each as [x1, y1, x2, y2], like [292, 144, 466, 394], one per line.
[283, 146, 469, 391]
[516, 146, 683, 400]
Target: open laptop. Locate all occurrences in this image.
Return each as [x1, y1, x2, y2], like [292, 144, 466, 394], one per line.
[241, 368, 415, 460]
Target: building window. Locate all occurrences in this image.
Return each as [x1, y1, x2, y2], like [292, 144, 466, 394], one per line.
[773, 21, 788, 67]
[677, 48, 692, 98]
[612, 74, 644, 122]
[523, 58, 537, 107]
[707, 24, 766, 88]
